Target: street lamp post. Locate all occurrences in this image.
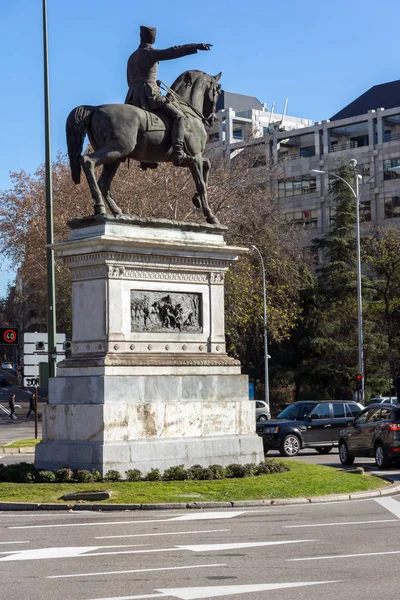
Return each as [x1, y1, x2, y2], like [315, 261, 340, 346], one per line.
[310, 162, 400, 404]
[250, 245, 270, 414]
[42, 0, 57, 378]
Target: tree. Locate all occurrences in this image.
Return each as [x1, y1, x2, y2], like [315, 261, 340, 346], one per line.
[289, 162, 388, 399]
[364, 227, 400, 393]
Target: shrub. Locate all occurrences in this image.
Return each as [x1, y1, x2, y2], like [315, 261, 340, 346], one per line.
[0, 462, 38, 483]
[145, 468, 162, 481]
[254, 460, 289, 476]
[74, 469, 94, 483]
[54, 467, 74, 483]
[163, 465, 189, 481]
[243, 463, 256, 476]
[126, 469, 142, 482]
[91, 469, 102, 482]
[104, 469, 122, 482]
[225, 463, 248, 478]
[208, 464, 226, 479]
[187, 465, 214, 480]
[37, 470, 56, 483]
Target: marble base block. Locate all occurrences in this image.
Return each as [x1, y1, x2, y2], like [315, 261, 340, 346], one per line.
[35, 217, 264, 475]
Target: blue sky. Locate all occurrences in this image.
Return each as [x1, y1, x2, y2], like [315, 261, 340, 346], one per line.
[1, 0, 400, 294]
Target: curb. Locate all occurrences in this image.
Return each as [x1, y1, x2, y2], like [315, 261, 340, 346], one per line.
[0, 447, 36, 455]
[1, 482, 399, 512]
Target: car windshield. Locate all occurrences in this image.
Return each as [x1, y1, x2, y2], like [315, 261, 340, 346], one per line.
[277, 403, 316, 420]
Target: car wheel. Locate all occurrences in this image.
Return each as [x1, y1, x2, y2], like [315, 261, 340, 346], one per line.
[375, 443, 392, 469]
[279, 434, 301, 457]
[315, 446, 333, 454]
[339, 440, 354, 465]
[258, 415, 268, 422]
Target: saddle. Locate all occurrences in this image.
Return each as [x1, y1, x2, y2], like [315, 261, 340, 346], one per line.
[145, 110, 169, 132]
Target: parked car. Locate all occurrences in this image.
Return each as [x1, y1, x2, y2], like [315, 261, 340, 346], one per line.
[1, 362, 12, 370]
[339, 403, 400, 469]
[255, 400, 271, 422]
[365, 396, 398, 406]
[256, 400, 363, 457]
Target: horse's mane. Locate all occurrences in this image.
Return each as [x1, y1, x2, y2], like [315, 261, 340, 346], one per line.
[169, 70, 207, 100]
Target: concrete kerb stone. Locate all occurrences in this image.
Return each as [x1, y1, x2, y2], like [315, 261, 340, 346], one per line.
[0, 447, 36, 455]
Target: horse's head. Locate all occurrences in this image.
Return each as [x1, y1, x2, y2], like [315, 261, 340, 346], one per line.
[171, 70, 222, 126]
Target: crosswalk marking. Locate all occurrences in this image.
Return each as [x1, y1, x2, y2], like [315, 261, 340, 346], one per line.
[47, 563, 227, 579]
[374, 497, 400, 518]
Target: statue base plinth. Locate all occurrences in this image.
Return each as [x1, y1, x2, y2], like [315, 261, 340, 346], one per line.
[35, 217, 263, 475]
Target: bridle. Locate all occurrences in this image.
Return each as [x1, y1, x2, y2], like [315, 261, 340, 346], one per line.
[158, 78, 219, 126]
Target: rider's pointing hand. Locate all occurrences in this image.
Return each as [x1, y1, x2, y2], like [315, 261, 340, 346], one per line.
[197, 43, 212, 51]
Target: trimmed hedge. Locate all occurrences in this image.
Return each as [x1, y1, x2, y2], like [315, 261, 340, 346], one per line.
[0, 459, 288, 484]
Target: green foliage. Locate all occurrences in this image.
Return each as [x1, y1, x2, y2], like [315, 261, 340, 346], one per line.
[36, 470, 56, 483]
[91, 469, 102, 482]
[163, 465, 189, 481]
[225, 464, 249, 478]
[74, 470, 94, 483]
[145, 468, 162, 481]
[103, 470, 122, 482]
[0, 462, 38, 483]
[253, 460, 289, 475]
[208, 464, 226, 479]
[54, 468, 73, 483]
[125, 469, 142, 482]
[187, 465, 215, 480]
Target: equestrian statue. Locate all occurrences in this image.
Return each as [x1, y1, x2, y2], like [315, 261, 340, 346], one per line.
[66, 25, 222, 225]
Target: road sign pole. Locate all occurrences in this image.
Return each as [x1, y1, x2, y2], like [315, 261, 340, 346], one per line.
[35, 386, 39, 440]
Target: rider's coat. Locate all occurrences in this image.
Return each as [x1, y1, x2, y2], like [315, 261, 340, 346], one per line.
[125, 43, 199, 109]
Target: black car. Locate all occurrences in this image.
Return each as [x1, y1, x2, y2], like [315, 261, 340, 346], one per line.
[339, 403, 400, 469]
[0, 374, 9, 387]
[256, 400, 363, 457]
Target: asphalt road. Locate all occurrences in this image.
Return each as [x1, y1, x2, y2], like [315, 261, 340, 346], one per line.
[2, 496, 400, 600]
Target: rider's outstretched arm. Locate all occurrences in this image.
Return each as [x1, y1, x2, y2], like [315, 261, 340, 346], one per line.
[151, 43, 212, 62]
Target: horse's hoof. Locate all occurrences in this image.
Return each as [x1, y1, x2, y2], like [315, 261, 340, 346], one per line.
[206, 215, 220, 225]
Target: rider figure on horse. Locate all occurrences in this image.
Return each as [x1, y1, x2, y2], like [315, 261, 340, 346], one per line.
[125, 26, 212, 166]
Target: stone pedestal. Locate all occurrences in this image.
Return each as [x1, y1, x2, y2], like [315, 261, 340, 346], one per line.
[35, 216, 263, 475]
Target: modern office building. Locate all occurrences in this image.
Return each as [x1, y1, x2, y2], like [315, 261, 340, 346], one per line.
[210, 81, 400, 236]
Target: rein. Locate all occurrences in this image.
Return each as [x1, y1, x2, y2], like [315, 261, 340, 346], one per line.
[158, 80, 210, 125]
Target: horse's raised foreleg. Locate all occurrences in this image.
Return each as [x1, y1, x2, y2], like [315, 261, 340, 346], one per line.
[81, 148, 126, 216]
[189, 155, 219, 225]
[98, 162, 124, 217]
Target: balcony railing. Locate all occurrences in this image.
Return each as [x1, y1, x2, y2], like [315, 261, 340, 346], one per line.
[330, 140, 369, 153]
[383, 132, 400, 143]
[280, 152, 316, 161]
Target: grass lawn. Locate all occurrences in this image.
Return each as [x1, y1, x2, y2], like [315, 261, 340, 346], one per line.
[5, 439, 40, 448]
[0, 461, 390, 504]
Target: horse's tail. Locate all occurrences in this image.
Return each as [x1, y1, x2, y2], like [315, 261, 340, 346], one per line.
[66, 105, 94, 184]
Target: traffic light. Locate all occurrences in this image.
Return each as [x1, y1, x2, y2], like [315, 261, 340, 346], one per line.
[356, 374, 363, 392]
[0, 327, 19, 345]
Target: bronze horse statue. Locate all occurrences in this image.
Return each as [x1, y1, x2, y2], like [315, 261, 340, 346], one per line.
[66, 70, 222, 224]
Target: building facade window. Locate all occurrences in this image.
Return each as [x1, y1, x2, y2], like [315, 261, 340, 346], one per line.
[285, 209, 318, 229]
[233, 129, 243, 139]
[384, 157, 400, 180]
[278, 175, 316, 198]
[384, 196, 400, 219]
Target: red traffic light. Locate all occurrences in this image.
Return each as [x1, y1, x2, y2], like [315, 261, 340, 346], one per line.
[356, 374, 362, 381]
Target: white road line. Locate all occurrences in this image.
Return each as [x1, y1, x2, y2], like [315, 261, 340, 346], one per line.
[0, 541, 30, 544]
[95, 529, 230, 540]
[86, 580, 341, 600]
[375, 497, 400, 518]
[288, 550, 400, 561]
[47, 562, 227, 579]
[177, 540, 314, 552]
[171, 512, 245, 521]
[0, 539, 315, 562]
[284, 519, 398, 528]
[9, 512, 246, 530]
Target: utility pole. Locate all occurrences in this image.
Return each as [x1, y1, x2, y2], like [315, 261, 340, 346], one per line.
[42, 0, 57, 378]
